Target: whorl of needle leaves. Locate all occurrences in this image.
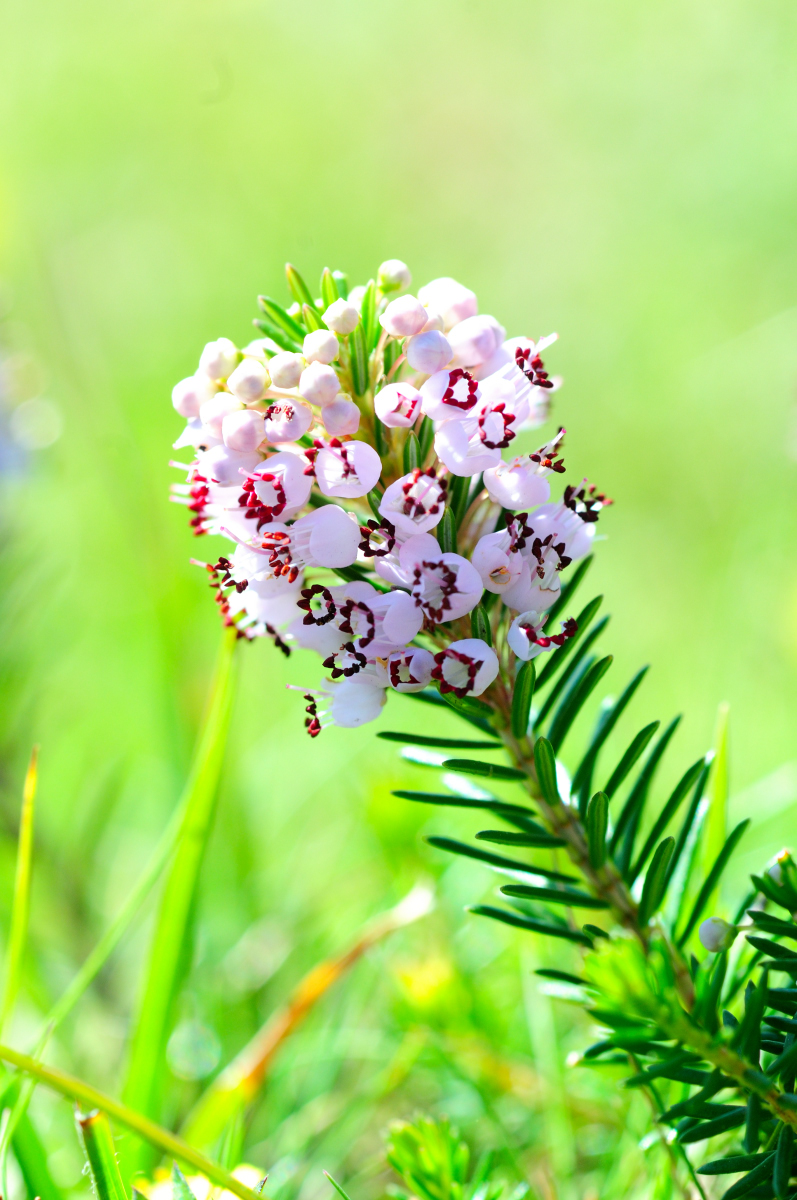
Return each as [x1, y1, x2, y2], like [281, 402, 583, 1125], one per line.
[384, 561, 797, 1200]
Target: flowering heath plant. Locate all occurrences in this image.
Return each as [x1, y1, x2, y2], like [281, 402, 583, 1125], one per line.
[170, 260, 609, 735]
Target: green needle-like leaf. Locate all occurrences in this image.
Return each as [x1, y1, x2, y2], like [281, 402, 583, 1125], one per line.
[774, 1122, 793, 1198]
[511, 660, 535, 739]
[285, 262, 318, 311]
[172, 1164, 198, 1200]
[586, 791, 609, 868]
[418, 415, 434, 461]
[441, 758, 526, 781]
[698, 1153, 771, 1175]
[11, 1111, 64, 1200]
[349, 321, 368, 396]
[469, 904, 593, 945]
[439, 506, 457, 553]
[320, 267, 339, 309]
[403, 430, 420, 473]
[571, 666, 649, 799]
[378, 732, 501, 750]
[123, 629, 238, 1166]
[477, 828, 566, 848]
[545, 555, 593, 624]
[470, 603, 492, 645]
[500, 883, 609, 909]
[602, 720, 660, 799]
[637, 837, 675, 925]
[628, 757, 706, 885]
[257, 295, 306, 343]
[610, 715, 681, 870]
[302, 302, 325, 331]
[426, 836, 577, 883]
[252, 317, 302, 353]
[548, 655, 613, 753]
[677, 819, 751, 947]
[534, 737, 561, 806]
[76, 1110, 128, 1200]
[324, 1172, 355, 1200]
[720, 1151, 775, 1198]
[360, 280, 378, 350]
[534, 619, 609, 729]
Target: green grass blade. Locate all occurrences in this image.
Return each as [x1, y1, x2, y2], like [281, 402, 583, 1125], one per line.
[11, 1110, 64, 1200]
[76, 1109, 128, 1200]
[662, 758, 711, 894]
[677, 819, 751, 947]
[696, 703, 730, 921]
[544, 555, 593, 625]
[0, 1043, 260, 1200]
[123, 628, 238, 1154]
[324, 1172, 355, 1200]
[0, 747, 38, 1037]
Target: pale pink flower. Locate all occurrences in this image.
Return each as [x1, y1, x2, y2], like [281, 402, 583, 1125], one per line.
[321, 396, 361, 437]
[198, 337, 239, 381]
[405, 330, 452, 374]
[313, 439, 382, 499]
[417, 278, 477, 331]
[199, 392, 244, 439]
[172, 375, 217, 418]
[268, 351, 304, 389]
[322, 298, 360, 335]
[303, 329, 339, 365]
[374, 382, 422, 428]
[380, 295, 428, 337]
[483, 429, 565, 510]
[507, 611, 578, 661]
[431, 638, 498, 698]
[420, 368, 480, 422]
[222, 409, 266, 453]
[227, 358, 270, 401]
[263, 399, 313, 444]
[378, 469, 447, 537]
[299, 361, 340, 406]
[385, 647, 434, 692]
[447, 315, 506, 369]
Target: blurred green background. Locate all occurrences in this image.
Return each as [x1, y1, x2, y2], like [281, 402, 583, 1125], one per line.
[0, 0, 796, 1194]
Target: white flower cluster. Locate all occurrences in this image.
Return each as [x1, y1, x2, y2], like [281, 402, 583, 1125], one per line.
[170, 262, 611, 734]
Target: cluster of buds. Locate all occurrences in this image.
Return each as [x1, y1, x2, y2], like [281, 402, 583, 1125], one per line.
[170, 261, 611, 733]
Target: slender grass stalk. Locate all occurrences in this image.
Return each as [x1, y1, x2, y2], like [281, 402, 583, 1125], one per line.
[0, 629, 239, 1175]
[76, 1108, 128, 1200]
[0, 1042, 261, 1200]
[123, 627, 238, 1160]
[0, 746, 38, 1036]
[181, 885, 434, 1150]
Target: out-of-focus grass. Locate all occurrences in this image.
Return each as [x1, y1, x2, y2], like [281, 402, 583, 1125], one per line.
[0, 0, 795, 1195]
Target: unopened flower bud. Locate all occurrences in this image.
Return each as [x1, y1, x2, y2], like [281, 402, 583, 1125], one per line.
[227, 358, 270, 402]
[299, 361, 340, 406]
[420, 308, 445, 332]
[698, 918, 737, 953]
[263, 398, 313, 443]
[172, 374, 216, 418]
[374, 382, 422, 428]
[269, 351, 304, 389]
[322, 298, 360, 335]
[377, 259, 411, 291]
[322, 396, 361, 436]
[405, 330, 452, 375]
[303, 329, 339, 365]
[417, 278, 477, 331]
[222, 409, 266, 452]
[447, 314, 506, 369]
[379, 295, 428, 338]
[199, 392, 244, 438]
[198, 337, 239, 381]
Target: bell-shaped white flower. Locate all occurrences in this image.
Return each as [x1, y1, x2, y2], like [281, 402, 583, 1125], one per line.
[377, 533, 482, 624]
[198, 337, 239, 381]
[247, 505, 360, 583]
[172, 374, 217, 418]
[321, 396, 361, 437]
[483, 431, 566, 509]
[386, 647, 434, 692]
[314, 438, 382, 498]
[420, 368, 481, 422]
[699, 917, 738, 953]
[447, 315, 506, 369]
[431, 638, 498, 698]
[526, 483, 611, 563]
[378, 468, 447, 537]
[269, 351, 304, 389]
[315, 674, 388, 729]
[374, 382, 422, 428]
[378, 259, 412, 291]
[222, 409, 266, 453]
[197, 444, 262, 488]
[322, 298, 360, 335]
[417, 278, 478, 331]
[303, 329, 339, 365]
[241, 451, 313, 526]
[472, 526, 526, 594]
[405, 330, 452, 375]
[264, 399, 313, 444]
[434, 418, 501, 478]
[199, 392, 244, 439]
[299, 361, 340, 406]
[507, 611, 578, 660]
[502, 523, 571, 612]
[380, 295, 428, 338]
[227, 358, 270, 402]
